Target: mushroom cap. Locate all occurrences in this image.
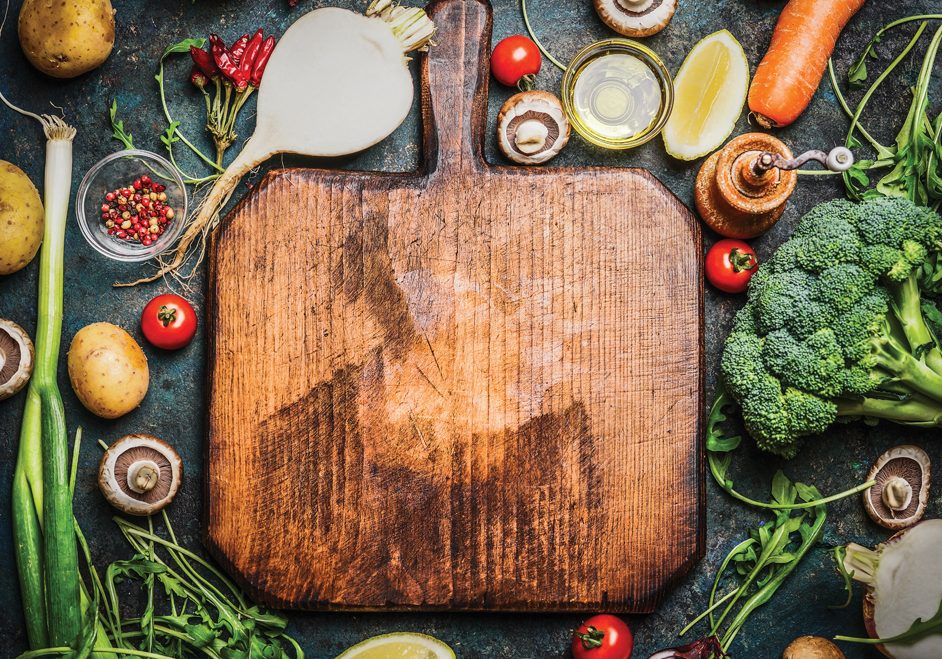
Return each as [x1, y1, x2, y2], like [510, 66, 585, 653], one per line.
[99, 434, 183, 516]
[863, 445, 930, 531]
[497, 90, 571, 165]
[594, 0, 678, 38]
[782, 636, 846, 659]
[0, 319, 34, 401]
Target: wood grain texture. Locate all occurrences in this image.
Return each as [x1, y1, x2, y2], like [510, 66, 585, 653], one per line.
[205, 0, 704, 612]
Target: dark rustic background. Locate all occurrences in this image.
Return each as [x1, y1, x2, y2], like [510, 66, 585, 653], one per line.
[1, 0, 940, 657]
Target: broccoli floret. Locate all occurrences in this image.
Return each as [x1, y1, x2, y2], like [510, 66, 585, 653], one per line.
[813, 263, 875, 312]
[721, 197, 942, 458]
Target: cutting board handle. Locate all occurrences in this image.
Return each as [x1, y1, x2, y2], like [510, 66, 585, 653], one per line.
[420, 0, 492, 177]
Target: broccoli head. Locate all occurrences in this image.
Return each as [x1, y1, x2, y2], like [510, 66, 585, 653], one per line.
[721, 198, 942, 457]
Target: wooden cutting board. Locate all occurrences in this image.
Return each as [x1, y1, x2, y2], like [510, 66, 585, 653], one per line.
[205, 0, 703, 612]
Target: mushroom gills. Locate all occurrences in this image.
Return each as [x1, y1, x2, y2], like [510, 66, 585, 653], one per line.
[497, 90, 570, 165]
[864, 445, 931, 530]
[99, 434, 183, 516]
[0, 319, 34, 401]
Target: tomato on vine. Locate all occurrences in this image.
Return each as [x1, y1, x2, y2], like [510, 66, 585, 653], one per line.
[705, 239, 758, 294]
[572, 614, 634, 659]
[491, 35, 541, 89]
[141, 294, 198, 350]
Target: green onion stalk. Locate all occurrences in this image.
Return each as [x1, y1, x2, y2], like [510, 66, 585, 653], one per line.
[1, 94, 113, 657]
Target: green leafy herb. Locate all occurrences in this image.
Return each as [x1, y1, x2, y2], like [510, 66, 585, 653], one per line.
[830, 15, 942, 209]
[706, 392, 875, 510]
[680, 472, 828, 654]
[109, 100, 136, 150]
[155, 37, 222, 185]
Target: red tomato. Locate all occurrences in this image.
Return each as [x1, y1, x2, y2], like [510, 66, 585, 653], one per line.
[705, 239, 759, 294]
[572, 614, 634, 659]
[490, 35, 541, 87]
[141, 294, 197, 350]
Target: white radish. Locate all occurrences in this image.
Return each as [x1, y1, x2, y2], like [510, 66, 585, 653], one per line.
[839, 519, 942, 659]
[122, 0, 434, 286]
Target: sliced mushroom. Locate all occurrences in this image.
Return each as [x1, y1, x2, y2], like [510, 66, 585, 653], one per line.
[0, 319, 34, 401]
[595, 0, 678, 38]
[99, 434, 183, 516]
[497, 90, 570, 165]
[863, 445, 930, 531]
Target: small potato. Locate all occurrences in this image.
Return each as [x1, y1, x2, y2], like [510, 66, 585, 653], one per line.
[68, 322, 149, 419]
[0, 160, 43, 275]
[18, 0, 115, 78]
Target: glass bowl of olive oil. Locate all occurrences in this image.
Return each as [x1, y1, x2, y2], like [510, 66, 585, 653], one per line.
[561, 39, 674, 150]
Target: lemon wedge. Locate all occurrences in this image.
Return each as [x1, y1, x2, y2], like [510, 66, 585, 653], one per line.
[662, 30, 749, 160]
[336, 633, 456, 659]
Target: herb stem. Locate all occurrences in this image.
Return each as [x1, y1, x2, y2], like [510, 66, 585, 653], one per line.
[827, 59, 885, 154]
[520, 0, 566, 71]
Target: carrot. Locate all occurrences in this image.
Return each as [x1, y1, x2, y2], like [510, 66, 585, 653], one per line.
[748, 0, 866, 128]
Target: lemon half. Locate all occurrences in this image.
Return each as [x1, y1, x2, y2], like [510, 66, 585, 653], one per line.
[336, 633, 456, 659]
[662, 29, 749, 160]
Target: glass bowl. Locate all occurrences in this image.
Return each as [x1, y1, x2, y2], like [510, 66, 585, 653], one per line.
[76, 149, 187, 262]
[560, 39, 674, 150]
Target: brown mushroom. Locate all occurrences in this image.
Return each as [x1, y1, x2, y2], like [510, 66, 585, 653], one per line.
[0, 319, 34, 401]
[782, 636, 845, 659]
[594, 0, 678, 38]
[99, 434, 183, 516]
[497, 90, 570, 165]
[863, 445, 930, 531]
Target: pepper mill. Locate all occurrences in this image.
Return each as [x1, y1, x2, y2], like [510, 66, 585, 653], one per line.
[694, 132, 854, 239]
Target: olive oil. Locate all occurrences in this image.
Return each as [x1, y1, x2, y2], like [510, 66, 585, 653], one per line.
[561, 40, 673, 150]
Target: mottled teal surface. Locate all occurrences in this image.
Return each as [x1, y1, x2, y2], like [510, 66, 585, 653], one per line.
[1, 0, 940, 657]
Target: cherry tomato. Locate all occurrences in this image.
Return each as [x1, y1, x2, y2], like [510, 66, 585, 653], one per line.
[141, 294, 197, 350]
[572, 614, 634, 659]
[705, 239, 759, 294]
[490, 35, 541, 88]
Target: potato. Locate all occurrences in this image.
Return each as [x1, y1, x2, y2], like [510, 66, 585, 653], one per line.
[0, 160, 43, 275]
[18, 0, 115, 78]
[68, 323, 149, 419]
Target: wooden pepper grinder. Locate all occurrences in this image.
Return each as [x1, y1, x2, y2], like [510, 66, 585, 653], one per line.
[695, 132, 854, 238]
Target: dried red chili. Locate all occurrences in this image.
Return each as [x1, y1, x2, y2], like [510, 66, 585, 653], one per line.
[236, 30, 264, 91]
[209, 34, 240, 84]
[189, 45, 218, 79]
[250, 36, 276, 87]
[189, 67, 208, 90]
[229, 34, 249, 65]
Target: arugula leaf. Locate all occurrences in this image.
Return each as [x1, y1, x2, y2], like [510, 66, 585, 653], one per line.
[848, 37, 880, 88]
[109, 100, 136, 151]
[705, 392, 875, 510]
[162, 37, 206, 59]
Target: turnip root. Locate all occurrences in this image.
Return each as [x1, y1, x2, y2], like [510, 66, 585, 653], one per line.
[838, 519, 942, 659]
[121, 0, 434, 286]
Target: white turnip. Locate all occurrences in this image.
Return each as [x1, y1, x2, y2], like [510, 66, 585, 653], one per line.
[838, 519, 942, 659]
[123, 0, 434, 286]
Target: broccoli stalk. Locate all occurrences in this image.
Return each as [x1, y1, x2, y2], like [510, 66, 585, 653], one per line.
[886, 273, 942, 373]
[837, 394, 942, 427]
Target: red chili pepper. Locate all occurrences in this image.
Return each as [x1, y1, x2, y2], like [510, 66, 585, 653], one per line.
[250, 36, 276, 87]
[189, 45, 218, 79]
[210, 34, 242, 86]
[189, 66, 208, 90]
[237, 29, 264, 90]
[229, 33, 249, 65]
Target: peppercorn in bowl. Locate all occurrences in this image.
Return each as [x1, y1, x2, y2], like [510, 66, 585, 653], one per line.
[76, 149, 187, 262]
